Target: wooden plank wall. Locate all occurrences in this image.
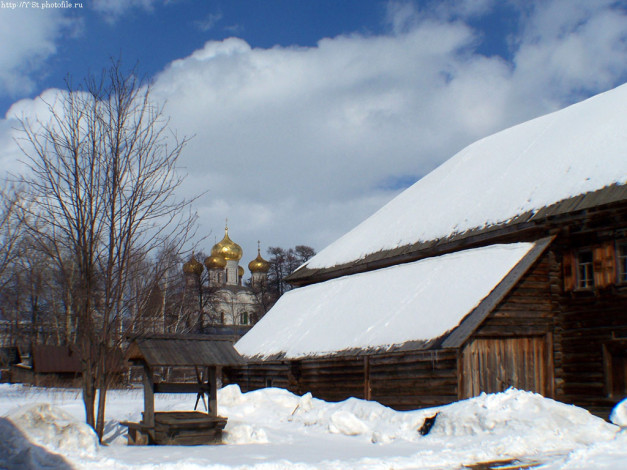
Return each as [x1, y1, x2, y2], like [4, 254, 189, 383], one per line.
[472, 250, 556, 340]
[369, 349, 458, 410]
[297, 357, 366, 402]
[224, 362, 290, 392]
[226, 349, 459, 411]
[462, 249, 557, 399]
[461, 337, 549, 397]
[556, 289, 627, 417]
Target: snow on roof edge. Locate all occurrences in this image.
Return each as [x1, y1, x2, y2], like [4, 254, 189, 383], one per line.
[304, 83, 627, 270]
[236, 241, 537, 360]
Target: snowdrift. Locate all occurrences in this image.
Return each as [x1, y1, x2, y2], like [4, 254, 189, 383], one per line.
[0, 384, 625, 470]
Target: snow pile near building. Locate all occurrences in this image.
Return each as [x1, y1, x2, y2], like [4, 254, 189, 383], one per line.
[1, 384, 625, 469]
[610, 398, 627, 427]
[236, 242, 534, 359]
[219, 385, 619, 457]
[305, 83, 627, 269]
[7, 403, 99, 457]
[431, 389, 618, 458]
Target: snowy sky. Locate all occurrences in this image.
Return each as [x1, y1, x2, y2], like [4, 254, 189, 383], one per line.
[1, 0, 627, 271]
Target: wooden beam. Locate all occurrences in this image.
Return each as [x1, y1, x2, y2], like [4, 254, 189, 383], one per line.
[143, 364, 155, 428]
[208, 366, 217, 417]
[364, 357, 370, 400]
[154, 382, 207, 394]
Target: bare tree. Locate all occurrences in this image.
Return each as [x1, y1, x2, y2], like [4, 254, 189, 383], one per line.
[266, 245, 316, 297]
[0, 183, 24, 290]
[15, 60, 197, 440]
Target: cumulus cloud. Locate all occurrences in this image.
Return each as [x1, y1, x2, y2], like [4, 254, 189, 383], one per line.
[3, 0, 627, 264]
[511, 0, 627, 102]
[0, 10, 76, 98]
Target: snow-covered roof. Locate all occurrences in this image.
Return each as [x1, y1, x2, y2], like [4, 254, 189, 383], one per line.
[304, 84, 627, 270]
[235, 242, 536, 359]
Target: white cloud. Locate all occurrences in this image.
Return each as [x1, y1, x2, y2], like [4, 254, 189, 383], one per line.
[195, 12, 223, 32]
[3, 0, 627, 268]
[0, 10, 76, 98]
[511, 0, 627, 102]
[92, 0, 158, 21]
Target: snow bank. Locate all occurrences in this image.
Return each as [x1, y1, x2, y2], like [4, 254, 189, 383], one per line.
[287, 387, 620, 454]
[305, 83, 627, 269]
[7, 403, 99, 458]
[1, 384, 625, 469]
[431, 389, 618, 456]
[610, 398, 627, 427]
[220, 385, 619, 459]
[0, 416, 71, 470]
[236, 242, 534, 359]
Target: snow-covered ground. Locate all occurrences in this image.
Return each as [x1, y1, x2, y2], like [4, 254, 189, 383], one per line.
[0, 384, 626, 470]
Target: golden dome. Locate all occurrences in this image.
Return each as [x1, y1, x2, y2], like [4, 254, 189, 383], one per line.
[204, 254, 227, 270]
[183, 256, 204, 275]
[248, 245, 270, 273]
[238, 266, 244, 277]
[211, 226, 243, 261]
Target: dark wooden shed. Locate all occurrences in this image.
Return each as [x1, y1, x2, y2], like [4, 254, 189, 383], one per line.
[0, 347, 21, 368]
[123, 335, 245, 445]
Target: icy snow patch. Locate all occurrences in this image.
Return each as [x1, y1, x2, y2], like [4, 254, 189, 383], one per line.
[328, 410, 370, 436]
[610, 398, 627, 427]
[224, 423, 269, 444]
[7, 403, 99, 457]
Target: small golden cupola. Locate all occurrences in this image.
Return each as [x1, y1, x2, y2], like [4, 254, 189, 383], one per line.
[183, 255, 204, 276]
[204, 253, 227, 270]
[248, 245, 270, 273]
[211, 226, 243, 261]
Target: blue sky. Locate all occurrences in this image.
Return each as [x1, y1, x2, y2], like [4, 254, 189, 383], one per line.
[1, 1, 392, 114]
[1, 0, 627, 268]
[0, 0, 521, 114]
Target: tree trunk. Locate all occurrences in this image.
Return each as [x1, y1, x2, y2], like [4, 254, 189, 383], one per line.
[82, 369, 96, 429]
[95, 374, 108, 440]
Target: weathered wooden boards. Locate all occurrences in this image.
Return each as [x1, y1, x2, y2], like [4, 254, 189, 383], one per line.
[122, 411, 227, 445]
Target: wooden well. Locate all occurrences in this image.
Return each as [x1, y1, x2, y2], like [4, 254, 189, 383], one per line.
[122, 335, 245, 445]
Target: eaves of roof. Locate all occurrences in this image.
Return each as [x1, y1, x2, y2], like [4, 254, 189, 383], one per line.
[286, 183, 627, 287]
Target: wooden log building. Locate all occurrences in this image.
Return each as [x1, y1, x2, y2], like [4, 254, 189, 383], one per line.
[228, 84, 627, 419]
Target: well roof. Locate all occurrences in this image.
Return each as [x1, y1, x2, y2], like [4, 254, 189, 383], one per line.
[127, 335, 245, 367]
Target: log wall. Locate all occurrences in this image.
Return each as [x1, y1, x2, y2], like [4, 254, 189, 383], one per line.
[369, 349, 458, 410]
[555, 288, 627, 417]
[226, 349, 459, 411]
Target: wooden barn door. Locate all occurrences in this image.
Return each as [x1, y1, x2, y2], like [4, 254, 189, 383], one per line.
[461, 336, 552, 398]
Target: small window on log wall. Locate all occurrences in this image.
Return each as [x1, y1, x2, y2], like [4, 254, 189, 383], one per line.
[563, 242, 617, 291]
[578, 250, 594, 289]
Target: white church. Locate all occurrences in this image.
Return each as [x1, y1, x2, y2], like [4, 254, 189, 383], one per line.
[182, 225, 270, 327]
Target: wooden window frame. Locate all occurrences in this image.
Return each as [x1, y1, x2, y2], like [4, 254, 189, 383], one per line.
[564, 241, 618, 292]
[576, 249, 595, 290]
